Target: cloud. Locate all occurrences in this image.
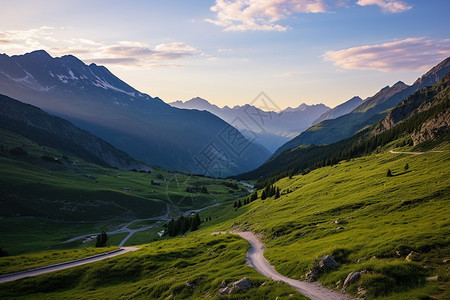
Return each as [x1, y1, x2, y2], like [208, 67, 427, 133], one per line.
[0, 27, 201, 68]
[322, 37, 450, 72]
[206, 0, 326, 32]
[276, 71, 306, 77]
[356, 0, 412, 13]
[217, 48, 232, 53]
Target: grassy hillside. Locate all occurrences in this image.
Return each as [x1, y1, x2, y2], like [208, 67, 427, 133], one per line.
[0, 234, 306, 299]
[1, 142, 448, 299]
[225, 143, 450, 299]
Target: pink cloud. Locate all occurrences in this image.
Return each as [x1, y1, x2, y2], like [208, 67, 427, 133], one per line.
[356, 0, 412, 13]
[323, 37, 450, 72]
[206, 0, 327, 32]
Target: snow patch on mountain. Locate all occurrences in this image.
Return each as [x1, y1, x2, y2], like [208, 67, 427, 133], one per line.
[2, 71, 53, 92]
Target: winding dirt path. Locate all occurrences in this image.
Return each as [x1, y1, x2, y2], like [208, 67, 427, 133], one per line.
[0, 247, 139, 284]
[389, 149, 446, 155]
[235, 232, 354, 300]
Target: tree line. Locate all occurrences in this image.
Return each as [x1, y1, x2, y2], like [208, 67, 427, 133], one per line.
[166, 213, 201, 236]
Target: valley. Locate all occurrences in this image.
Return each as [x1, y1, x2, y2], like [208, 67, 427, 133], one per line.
[0, 23, 448, 299]
[1, 139, 448, 299]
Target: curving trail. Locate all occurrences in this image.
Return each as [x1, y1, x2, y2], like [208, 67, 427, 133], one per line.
[0, 247, 139, 284]
[235, 232, 354, 300]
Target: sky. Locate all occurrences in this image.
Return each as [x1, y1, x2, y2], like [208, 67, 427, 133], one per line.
[0, 0, 449, 109]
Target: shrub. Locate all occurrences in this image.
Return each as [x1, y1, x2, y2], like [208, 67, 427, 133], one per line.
[9, 147, 27, 156]
[361, 273, 395, 297]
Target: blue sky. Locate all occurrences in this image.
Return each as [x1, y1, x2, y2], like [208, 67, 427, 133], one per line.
[1, 0, 449, 108]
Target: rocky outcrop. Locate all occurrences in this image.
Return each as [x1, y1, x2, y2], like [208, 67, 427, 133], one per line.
[218, 277, 252, 295]
[305, 255, 339, 282]
[342, 271, 361, 291]
[305, 267, 320, 282]
[319, 255, 339, 269]
[411, 109, 450, 145]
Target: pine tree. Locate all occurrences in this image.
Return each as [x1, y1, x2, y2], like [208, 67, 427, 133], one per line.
[386, 169, 393, 177]
[96, 231, 108, 247]
[404, 163, 409, 171]
[237, 199, 242, 208]
[233, 201, 237, 208]
[261, 190, 267, 200]
[275, 188, 280, 199]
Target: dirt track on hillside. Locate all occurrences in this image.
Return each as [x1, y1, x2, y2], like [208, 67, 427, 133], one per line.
[235, 231, 354, 300]
[0, 247, 138, 284]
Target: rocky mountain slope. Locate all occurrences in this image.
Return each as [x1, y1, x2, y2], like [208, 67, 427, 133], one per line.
[236, 71, 450, 182]
[273, 57, 450, 157]
[312, 96, 363, 125]
[0, 50, 270, 176]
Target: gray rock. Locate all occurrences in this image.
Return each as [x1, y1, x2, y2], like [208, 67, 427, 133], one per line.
[218, 287, 233, 295]
[319, 255, 339, 270]
[305, 267, 320, 282]
[218, 277, 252, 295]
[233, 277, 252, 290]
[342, 271, 361, 291]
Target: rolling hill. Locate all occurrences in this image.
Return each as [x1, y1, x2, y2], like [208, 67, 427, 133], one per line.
[0, 94, 147, 171]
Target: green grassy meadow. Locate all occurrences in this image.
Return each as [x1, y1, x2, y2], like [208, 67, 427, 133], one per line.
[1, 127, 449, 299]
[0, 234, 306, 299]
[216, 143, 450, 299]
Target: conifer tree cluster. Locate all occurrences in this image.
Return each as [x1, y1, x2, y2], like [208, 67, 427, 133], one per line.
[223, 181, 239, 189]
[167, 213, 201, 236]
[233, 191, 258, 209]
[185, 186, 208, 193]
[261, 184, 281, 200]
[95, 231, 108, 247]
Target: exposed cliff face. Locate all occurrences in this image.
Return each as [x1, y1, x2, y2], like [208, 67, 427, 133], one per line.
[374, 71, 450, 136]
[411, 109, 450, 145]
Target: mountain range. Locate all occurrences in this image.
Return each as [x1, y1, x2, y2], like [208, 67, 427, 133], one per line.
[273, 57, 450, 157]
[170, 97, 330, 152]
[0, 50, 270, 177]
[238, 69, 450, 182]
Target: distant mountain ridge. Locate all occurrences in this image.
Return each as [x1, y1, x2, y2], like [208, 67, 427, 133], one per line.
[236, 71, 450, 182]
[170, 97, 330, 152]
[0, 50, 270, 176]
[273, 57, 450, 157]
[312, 96, 363, 125]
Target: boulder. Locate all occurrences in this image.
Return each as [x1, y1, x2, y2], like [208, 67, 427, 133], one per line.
[217, 277, 252, 295]
[342, 271, 361, 291]
[218, 287, 233, 295]
[305, 267, 320, 282]
[319, 255, 339, 270]
[233, 277, 252, 290]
